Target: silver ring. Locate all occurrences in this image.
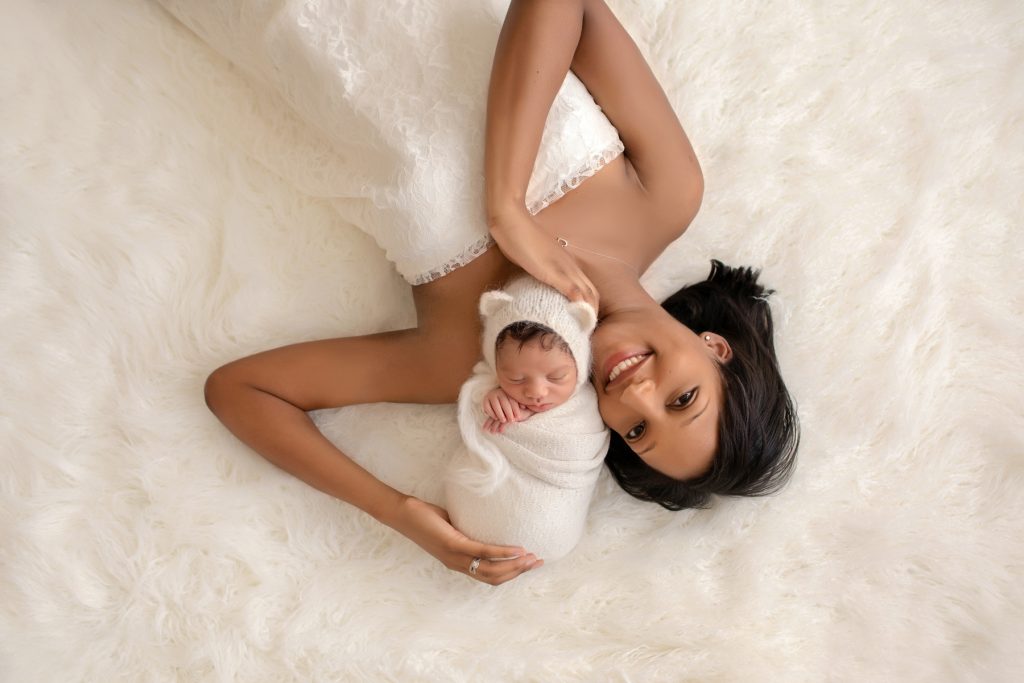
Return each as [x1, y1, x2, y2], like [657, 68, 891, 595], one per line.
[469, 557, 482, 575]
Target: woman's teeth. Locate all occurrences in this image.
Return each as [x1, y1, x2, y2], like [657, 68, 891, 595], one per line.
[607, 354, 648, 383]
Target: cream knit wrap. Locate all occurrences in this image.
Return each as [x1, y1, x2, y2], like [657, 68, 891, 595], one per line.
[444, 277, 610, 562]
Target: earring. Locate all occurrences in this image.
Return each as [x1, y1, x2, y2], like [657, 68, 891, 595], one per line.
[704, 335, 711, 341]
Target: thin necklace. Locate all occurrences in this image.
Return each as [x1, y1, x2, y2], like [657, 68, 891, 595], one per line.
[556, 236, 639, 276]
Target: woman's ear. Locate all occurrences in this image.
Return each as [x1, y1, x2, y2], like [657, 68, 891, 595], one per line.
[567, 301, 597, 335]
[701, 331, 733, 363]
[479, 289, 513, 317]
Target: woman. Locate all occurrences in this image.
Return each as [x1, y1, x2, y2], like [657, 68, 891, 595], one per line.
[204, 0, 798, 585]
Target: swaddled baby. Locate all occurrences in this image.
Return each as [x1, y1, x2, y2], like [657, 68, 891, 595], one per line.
[444, 276, 610, 562]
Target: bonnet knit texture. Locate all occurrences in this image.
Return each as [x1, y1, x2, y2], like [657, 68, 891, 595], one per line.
[480, 276, 595, 389]
[444, 276, 610, 562]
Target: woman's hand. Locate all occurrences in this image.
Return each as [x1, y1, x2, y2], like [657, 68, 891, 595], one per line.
[385, 495, 543, 585]
[489, 207, 599, 311]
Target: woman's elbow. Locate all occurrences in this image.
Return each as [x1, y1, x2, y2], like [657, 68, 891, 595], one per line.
[684, 164, 705, 224]
[658, 166, 704, 239]
[203, 364, 240, 416]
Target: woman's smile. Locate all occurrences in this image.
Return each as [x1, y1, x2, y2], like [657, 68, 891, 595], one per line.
[603, 352, 651, 389]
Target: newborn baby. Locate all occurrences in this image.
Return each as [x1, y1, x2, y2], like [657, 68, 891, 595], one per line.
[444, 276, 610, 562]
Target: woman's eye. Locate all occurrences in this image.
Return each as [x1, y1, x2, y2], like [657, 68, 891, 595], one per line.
[625, 422, 646, 441]
[671, 390, 695, 408]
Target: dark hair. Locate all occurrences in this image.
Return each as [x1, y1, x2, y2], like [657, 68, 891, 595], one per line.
[495, 321, 571, 355]
[604, 260, 799, 510]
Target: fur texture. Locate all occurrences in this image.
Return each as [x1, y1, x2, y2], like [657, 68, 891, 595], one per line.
[2, 0, 1022, 681]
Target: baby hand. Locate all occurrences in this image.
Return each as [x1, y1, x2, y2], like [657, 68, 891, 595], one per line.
[482, 388, 534, 433]
[483, 416, 509, 434]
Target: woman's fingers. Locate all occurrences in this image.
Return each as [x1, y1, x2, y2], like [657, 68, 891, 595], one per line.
[464, 552, 542, 585]
[453, 540, 543, 585]
[393, 497, 540, 586]
[557, 262, 599, 312]
[476, 555, 543, 585]
[489, 210, 601, 313]
[574, 277, 599, 312]
[543, 259, 599, 313]
[477, 542, 528, 562]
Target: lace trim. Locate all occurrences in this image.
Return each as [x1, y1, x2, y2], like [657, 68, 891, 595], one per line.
[526, 139, 625, 216]
[409, 234, 496, 286]
[409, 139, 625, 286]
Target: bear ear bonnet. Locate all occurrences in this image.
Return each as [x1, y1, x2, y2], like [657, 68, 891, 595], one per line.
[479, 289, 514, 318]
[566, 301, 597, 335]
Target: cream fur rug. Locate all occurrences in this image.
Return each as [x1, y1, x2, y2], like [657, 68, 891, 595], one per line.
[2, 0, 1023, 681]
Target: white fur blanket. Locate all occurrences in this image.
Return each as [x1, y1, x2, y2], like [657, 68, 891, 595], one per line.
[2, 0, 1022, 681]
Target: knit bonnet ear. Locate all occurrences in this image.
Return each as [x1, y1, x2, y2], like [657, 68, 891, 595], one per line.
[479, 289, 513, 318]
[566, 301, 597, 335]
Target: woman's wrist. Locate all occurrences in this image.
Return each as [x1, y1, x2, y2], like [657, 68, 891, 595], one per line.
[368, 489, 412, 529]
[486, 196, 529, 232]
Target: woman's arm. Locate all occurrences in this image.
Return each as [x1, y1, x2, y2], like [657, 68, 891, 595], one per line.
[569, 0, 703, 230]
[484, 0, 600, 309]
[486, 0, 702, 250]
[204, 329, 541, 585]
[484, 0, 583, 215]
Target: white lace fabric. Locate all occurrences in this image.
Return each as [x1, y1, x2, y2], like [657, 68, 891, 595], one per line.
[411, 136, 624, 285]
[158, 0, 625, 285]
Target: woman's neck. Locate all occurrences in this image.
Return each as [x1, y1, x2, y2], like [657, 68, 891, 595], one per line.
[575, 253, 659, 319]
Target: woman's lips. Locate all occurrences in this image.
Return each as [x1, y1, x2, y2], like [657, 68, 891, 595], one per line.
[602, 350, 651, 390]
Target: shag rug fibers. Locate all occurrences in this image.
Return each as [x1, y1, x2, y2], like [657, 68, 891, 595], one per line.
[2, 0, 1023, 680]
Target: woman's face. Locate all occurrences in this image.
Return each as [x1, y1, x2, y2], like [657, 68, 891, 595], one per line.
[591, 307, 731, 480]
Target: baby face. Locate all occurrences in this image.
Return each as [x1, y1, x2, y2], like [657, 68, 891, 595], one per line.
[495, 339, 578, 413]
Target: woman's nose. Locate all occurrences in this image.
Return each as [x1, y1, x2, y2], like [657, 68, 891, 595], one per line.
[620, 376, 655, 409]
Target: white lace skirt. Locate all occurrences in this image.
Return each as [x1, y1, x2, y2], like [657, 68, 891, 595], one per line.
[159, 0, 624, 285]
